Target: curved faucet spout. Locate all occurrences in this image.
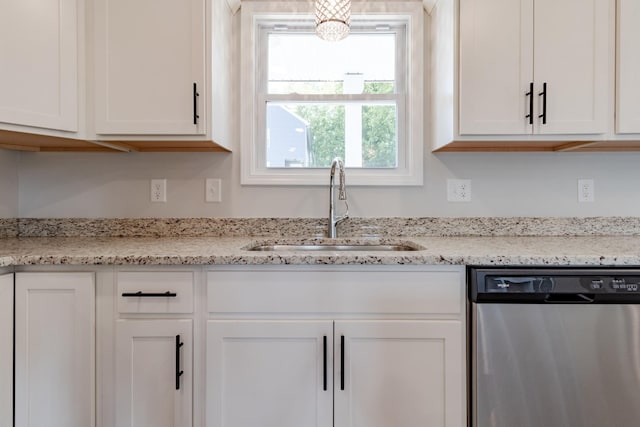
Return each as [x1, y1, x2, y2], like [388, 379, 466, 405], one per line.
[329, 157, 349, 238]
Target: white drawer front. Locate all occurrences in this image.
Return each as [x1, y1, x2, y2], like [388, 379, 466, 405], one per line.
[117, 271, 194, 314]
[207, 268, 463, 315]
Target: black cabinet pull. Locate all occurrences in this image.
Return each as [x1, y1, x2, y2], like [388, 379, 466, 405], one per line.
[176, 335, 184, 390]
[525, 82, 533, 125]
[538, 82, 547, 125]
[340, 335, 345, 391]
[323, 335, 328, 391]
[121, 291, 177, 297]
[193, 82, 200, 125]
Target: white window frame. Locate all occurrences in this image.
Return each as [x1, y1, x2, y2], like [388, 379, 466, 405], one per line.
[241, 1, 424, 186]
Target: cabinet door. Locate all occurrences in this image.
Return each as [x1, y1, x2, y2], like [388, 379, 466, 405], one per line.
[617, 0, 640, 133]
[15, 272, 94, 427]
[459, 0, 534, 135]
[207, 321, 333, 427]
[533, 0, 610, 134]
[116, 319, 192, 427]
[0, 0, 78, 131]
[94, 0, 205, 135]
[334, 321, 464, 427]
[0, 274, 12, 427]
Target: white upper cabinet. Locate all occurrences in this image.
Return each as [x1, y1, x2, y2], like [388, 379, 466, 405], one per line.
[0, 0, 233, 151]
[533, 0, 609, 135]
[458, 0, 611, 136]
[92, 0, 234, 151]
[617, 0, 640, 133]
[94, 0, 205, 135]
[459, 0, 533, 135]
[0, 0, 79, 132]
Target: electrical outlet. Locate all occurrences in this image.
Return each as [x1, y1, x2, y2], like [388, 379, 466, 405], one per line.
[447, 179, 472, 202]
[578, 179, 595, 202]
[206, 178, 222, 203]
[150, 179, 167, 202]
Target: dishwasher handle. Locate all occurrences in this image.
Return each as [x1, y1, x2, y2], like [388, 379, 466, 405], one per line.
[543, 293, 595, 304]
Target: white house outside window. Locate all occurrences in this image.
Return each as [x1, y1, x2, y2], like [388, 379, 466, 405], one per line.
[241, 1, 424, 185]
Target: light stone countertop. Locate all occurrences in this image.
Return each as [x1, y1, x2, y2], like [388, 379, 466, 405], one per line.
[1, 235, 640, 267]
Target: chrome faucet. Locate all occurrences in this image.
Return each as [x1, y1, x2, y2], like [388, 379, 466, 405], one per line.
[328, 157, 349, 238]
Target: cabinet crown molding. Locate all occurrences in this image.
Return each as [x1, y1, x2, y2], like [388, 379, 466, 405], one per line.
[228, 0, 434, 15]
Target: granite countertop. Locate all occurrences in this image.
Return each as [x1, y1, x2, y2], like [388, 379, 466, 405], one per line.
[1, 234, 640, 267]
[1, 217, 640, 267]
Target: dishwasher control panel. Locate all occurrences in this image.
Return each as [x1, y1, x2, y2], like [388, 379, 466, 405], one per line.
[470, 268, 640, 303]
[608, 278, 640, 292]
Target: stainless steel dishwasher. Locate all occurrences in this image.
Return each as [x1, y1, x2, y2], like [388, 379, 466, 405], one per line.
[470, 268, 640, 427]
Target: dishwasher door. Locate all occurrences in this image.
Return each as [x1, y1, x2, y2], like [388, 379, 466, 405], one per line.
[472, 303, 640, 427]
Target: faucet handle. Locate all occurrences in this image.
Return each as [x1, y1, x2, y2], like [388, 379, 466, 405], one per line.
[338, 163, 347, 200]
[337, 199, 349, 222]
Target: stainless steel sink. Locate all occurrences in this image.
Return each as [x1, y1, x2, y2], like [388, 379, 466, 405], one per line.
[247, 243, 420, 252]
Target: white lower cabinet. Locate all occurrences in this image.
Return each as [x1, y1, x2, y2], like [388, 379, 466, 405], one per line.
[206, 266, 466, 427]
[0, 273, 13, 427]
[334, 321, 463, 427]
[115, 319, 193, 427]
[207, 321, 334, 427]
[11, 265, 465, 427]
[208, 319, 463, 427]
[14, 272, 95, 427]
[103, 269, 197, 427]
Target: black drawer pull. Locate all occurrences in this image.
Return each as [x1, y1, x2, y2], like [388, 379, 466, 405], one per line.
[193, 82, 200, 125]
[176, 335, 184, 390]
[323, 335, 328, 391]
[340, 335, 345, 391]
[525, 82, 533, 125]
[121, 291, 177, 297]
[538, 82, 547, 125]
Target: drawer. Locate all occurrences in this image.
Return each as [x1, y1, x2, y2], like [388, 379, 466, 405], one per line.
[207, 267, 463, 315]
[117, 271, 194, 314]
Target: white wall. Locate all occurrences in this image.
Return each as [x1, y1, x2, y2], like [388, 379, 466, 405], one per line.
[0, 150, 19, 218]
[16, 150, 640, 218]
[13, 3, 640, 219]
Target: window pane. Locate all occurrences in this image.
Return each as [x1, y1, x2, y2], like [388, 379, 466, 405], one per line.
[268, 32, 396, 95]
[266, 102, 397, 168]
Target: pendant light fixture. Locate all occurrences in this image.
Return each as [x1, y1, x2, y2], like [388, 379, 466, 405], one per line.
[315, 0, 351, 41]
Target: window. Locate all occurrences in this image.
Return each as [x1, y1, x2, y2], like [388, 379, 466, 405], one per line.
[241, 1, 424, 185]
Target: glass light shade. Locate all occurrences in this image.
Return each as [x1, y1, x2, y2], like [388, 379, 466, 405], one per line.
[315, 0, 351, 41]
